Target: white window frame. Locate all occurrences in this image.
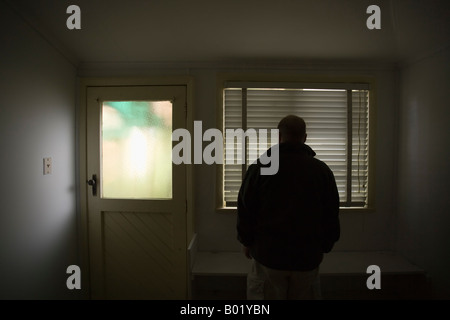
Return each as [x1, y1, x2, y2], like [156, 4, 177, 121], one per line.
[216, 77, 376, 213]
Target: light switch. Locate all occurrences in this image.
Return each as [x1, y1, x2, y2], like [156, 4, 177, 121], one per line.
[44, 157, 52, 175]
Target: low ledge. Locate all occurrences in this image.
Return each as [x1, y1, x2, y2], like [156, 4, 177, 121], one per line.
[191, 251, 425, 277]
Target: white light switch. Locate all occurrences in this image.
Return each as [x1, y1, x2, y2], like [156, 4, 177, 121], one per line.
[44, 157, 52, 175]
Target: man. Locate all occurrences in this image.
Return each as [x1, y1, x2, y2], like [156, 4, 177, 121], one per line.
[237, 115, 340, 299]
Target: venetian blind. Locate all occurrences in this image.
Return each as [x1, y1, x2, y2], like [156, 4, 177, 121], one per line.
[223, 82, 369, 208]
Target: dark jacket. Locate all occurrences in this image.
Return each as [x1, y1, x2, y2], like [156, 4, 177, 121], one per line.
[237, 142, 340, 271]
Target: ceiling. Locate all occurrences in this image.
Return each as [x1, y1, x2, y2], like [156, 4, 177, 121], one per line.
[5, 0, 450, 66]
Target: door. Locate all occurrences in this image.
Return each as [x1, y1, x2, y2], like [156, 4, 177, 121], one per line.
[86, 85, 187, 299]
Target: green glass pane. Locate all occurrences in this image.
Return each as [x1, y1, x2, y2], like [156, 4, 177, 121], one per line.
[101, 100, 172, 199]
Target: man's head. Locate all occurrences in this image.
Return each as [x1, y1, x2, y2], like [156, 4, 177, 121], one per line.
[277, 115, 307, 143]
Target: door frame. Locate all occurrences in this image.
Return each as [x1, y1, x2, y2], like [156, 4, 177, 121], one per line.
[78, 77, 195, 298]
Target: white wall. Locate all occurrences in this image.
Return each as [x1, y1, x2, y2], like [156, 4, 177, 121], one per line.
[397, 48, 450, 298]
[80, 63, 399, 255]
[191, 67, 399, 253]
[0, 3, 78, 299]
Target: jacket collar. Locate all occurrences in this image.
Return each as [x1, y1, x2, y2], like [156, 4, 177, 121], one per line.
[279, 142, 316, 157]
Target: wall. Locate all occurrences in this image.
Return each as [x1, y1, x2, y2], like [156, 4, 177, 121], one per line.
[0, 3, 78, 299]
[192, 66, 398, 253]
[79, 62, 399, 255]
[397, 48, 450, 298]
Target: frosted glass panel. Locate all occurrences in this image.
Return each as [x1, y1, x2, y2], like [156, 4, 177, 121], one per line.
[101, 101, 172, 199]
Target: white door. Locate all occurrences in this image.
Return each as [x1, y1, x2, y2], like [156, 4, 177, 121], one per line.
[86, 85, 187, 299]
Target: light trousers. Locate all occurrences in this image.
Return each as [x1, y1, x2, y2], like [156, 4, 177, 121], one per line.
[247, 260, 321, 300]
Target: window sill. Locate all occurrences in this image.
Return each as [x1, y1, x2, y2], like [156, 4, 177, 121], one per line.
[216, 207, 375, 214]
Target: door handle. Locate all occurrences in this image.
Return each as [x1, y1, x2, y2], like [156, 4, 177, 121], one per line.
[87, 174, 97, 196]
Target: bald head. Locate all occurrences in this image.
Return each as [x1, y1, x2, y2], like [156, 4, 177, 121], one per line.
[277, 115, 307, 143]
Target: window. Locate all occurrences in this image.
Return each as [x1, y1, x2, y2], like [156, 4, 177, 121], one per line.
[222, 81, 370, 209]
[102, 100, 173, 199]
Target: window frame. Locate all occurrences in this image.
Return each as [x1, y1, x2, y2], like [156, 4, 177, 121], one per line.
[215, 74, 376, 214]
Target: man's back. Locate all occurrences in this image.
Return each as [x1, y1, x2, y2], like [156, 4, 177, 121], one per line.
[237, 142, 340, 271]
